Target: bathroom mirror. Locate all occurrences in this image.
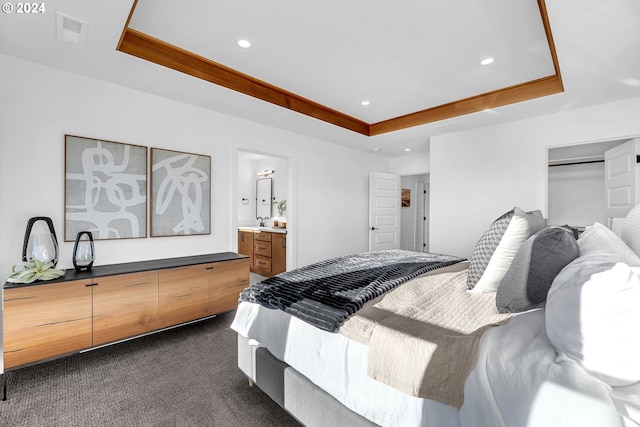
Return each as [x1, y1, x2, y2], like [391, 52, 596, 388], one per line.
[256, 178, 272, 220]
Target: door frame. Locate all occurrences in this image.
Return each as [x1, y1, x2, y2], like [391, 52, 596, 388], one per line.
[231, 143, 296, 271]
[546, 136, 636, 228]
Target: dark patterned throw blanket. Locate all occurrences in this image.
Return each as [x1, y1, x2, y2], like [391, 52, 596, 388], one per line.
[239, 249, 465, 332]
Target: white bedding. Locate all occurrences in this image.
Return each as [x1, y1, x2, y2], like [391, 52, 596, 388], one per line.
[462, 309, 640, 427]
[231, 301, 460, 427]
[232, 301, 639, 427]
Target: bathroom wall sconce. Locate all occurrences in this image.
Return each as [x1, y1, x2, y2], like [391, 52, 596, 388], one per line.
[257, 169, 275, 177]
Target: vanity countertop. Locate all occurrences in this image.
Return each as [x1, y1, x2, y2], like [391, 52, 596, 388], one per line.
[238, 226, 287, 234]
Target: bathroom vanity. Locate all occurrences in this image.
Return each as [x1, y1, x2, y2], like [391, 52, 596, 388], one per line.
[238, 227, 286, 276]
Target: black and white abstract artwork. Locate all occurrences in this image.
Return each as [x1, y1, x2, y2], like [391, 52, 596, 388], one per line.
[65, 135, 147, 241]
[151, 148, 211, 237]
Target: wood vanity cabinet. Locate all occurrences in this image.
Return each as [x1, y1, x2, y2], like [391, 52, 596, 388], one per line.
[238, 229, 286, 276]
[272, 233, 286, 275]
[3, 253, 249, 371]
[238, 231, 254, 266]
[3, 279, 93, 369]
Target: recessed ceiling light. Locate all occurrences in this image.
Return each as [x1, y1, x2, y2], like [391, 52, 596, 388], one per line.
[237, 39, 251, 48]
[372, 148, 379, 152]
[480, 57, 494, 66]
[404, 148, 411, 152]
[360, 100, 370, 106]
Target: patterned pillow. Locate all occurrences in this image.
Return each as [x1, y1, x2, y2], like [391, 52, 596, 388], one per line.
[467, 208, 515, 289]
[468, 207, 546, 292]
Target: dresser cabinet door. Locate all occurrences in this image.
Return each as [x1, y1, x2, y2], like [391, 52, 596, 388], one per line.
[92, 271, 159, 346]
[3, 280, 93, 369]
[158, 265, 211, 328]
[210, 258, 250, 314]
[238, 231, 254, 267]
[272, 233, 286, 275]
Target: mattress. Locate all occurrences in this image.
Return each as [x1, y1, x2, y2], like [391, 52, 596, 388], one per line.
[231, 301, 460, 427]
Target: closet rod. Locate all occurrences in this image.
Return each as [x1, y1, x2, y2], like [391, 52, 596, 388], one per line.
[548, 159, 604, 167]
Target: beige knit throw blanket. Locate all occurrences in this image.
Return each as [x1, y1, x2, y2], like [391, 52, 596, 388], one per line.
[340, 263, 512, 409]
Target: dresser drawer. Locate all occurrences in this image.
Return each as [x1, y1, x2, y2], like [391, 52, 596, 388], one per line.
[255, 232, 272, 242]
[254, 255, 272, 274]
[254, 240, 272, 257]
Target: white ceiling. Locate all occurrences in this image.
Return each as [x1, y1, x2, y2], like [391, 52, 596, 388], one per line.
[129, 0, 556, 124]
[1, 0, 639, 157]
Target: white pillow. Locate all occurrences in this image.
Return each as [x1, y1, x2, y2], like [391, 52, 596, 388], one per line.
[611, 217, 625, 237]
[470, 207, 546, 293]
[546, 255, 640, 386]
[622, 204, 640, 257]
[578, 222, 640, 266]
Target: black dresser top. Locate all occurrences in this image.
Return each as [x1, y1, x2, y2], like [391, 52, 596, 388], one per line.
[4, 252, 248, 289]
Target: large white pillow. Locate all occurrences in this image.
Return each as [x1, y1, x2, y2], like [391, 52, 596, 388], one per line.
[546, 254, 640, 386]
[470, 207, 546, 293]
[622, 204, 640, 257]
[578, 222, 640, 266]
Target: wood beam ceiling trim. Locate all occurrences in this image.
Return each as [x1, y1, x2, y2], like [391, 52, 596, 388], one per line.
[117, 0, 562, 137]
[117, 28, 370, 136]
[369, 75, 564, 136]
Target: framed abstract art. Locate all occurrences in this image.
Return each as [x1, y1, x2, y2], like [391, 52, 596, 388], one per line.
[64, 135, 147, 241]
[150, 148, 211, 237]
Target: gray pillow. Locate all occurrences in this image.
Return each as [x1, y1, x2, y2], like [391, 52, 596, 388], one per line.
[496, 226, 579, 313]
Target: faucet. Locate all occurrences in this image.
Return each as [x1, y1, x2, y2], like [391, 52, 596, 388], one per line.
[257, 216, 266, 227]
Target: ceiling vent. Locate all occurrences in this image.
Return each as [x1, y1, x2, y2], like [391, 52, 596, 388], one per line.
[56, 12, 88, 46]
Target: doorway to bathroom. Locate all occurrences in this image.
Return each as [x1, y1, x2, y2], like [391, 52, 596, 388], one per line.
[236, 149, 293, 273]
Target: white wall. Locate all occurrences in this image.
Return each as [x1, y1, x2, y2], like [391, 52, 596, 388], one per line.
[390, 152, 429, 175]
[0, 54, 389, 280]
[430, 96, 640, 258]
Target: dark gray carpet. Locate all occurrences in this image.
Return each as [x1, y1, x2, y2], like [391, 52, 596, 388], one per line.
[0, 311, 301, 427]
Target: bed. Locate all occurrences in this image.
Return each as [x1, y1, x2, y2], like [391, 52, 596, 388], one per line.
[231, 206, 640, 426]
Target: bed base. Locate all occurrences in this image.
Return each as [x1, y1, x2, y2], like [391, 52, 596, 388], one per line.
[237, 335, 376, 427]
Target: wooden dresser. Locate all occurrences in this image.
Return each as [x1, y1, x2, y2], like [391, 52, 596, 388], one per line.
[2, 252, 249, 393]
[238, 229, 286, 276]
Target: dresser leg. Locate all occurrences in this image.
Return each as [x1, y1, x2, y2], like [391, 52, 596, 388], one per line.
[1, 372, 6, 401]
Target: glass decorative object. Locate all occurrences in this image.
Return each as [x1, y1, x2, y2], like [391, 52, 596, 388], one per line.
[22, 216, 59, 266]
[73, 231, 95, 271]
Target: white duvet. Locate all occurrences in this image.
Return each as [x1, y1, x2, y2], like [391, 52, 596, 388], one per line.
[462, 309, 640, 427]
[232, 302, 639, 426]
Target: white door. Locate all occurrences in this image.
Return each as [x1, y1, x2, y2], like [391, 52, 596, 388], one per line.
[604, 138, 640, 225]
[369, 171, 400, 251]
